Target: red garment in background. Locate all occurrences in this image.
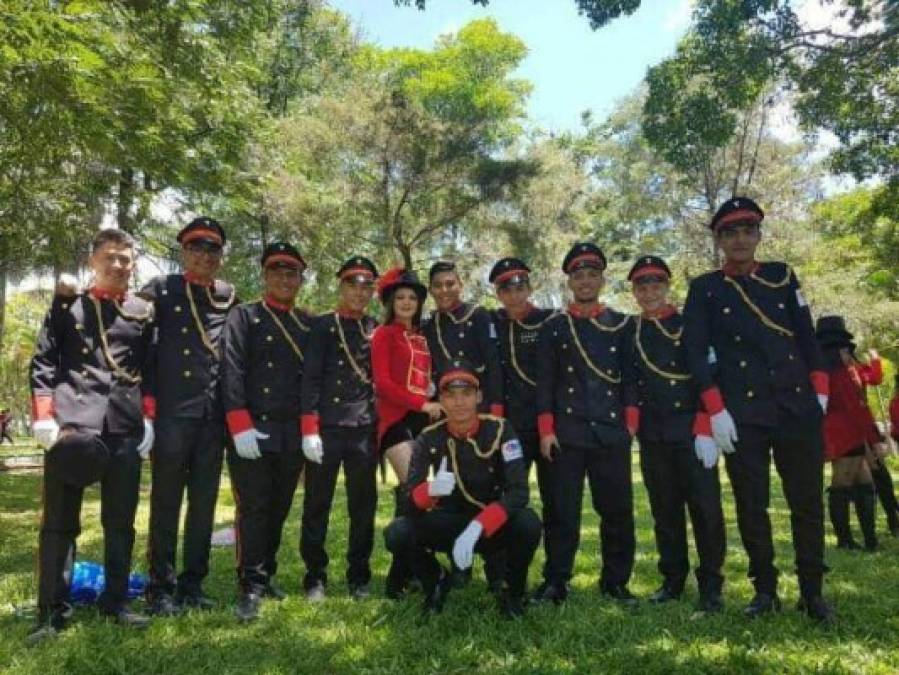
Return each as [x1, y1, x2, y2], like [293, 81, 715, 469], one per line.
[823, 358, 883, 461]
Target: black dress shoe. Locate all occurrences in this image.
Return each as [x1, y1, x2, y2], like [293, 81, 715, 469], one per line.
[177, 591, 216, 611]
[530, 581, 569, 605]
[601, 584, 639, 606]
[797, 596, 835, 625]
[696, 591, 724, 613]
[262, 581, 287, 602]
[26, 609, 68, 646]
[497, 591, 526, 620]
[147, 594, 182, 617]
[422, 569, 452, 615]
[234, 593, 261, 622]
[102, 607, 151, 629]
[349, 583, 371, 601]
[743, 592, 781, 618]
[305, 581, 326, 603]
[648, 585, 682, 604]
[836, 539, 861, 550]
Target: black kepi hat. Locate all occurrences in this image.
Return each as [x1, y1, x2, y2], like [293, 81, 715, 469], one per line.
[46, 432, 110, 488]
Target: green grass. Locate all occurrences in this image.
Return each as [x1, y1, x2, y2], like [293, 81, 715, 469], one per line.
[2, 449, 899, 674]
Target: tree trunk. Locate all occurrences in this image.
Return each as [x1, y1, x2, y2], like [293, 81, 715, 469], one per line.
[0, 261, 7, 351]
[117, 167, 135, 232]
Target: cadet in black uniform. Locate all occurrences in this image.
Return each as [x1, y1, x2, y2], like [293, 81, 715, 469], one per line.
[384, 360, 541, 618]
[141, 217, 238, 615]
[682, 197, 833, 623]
[29, 229, 155, 643]
[300, 256, 379, 601]
[625, 255, 726, 612]
[221, 243, 312, 622]
[423, 261, 504, 415]
[533, 242, 638, 605]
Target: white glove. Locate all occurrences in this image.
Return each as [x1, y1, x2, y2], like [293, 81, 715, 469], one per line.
[302, 434, 323, 464]
[33, 419, 60, 448]
[428, 457, 455, 497]
[452, 520, 484, 571]
[136, 418, 154, 459]
[234, 428, 268, 460]
[817, 394, 828, 415]
[710, 409, 739, 455]
[694, 434, 720, 469]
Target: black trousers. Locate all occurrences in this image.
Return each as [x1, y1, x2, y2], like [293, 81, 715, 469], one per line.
[543, 439, 635, 587]
[724, 418, 826, 596]
[38, 433, 142, 615]
[227, 421, 304, 594]
[639, 440, 726, 594]
[384, 507, 541, 597]
[147, 416, 224, 598]
[300, 426, 377, 588]
[519, 431, 553, 579]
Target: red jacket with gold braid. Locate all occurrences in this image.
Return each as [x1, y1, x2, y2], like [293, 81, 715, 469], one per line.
[371, 322, 432, 446]
[823, 359, 883, 460]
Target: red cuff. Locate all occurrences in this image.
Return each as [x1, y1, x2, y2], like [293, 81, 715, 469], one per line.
[412, 482, 439, 511]
[475, 502, 508, 537]
[625, 406, 640, 436]
[142, 395, 157, 420]
[537, 413, 555, 439]
[693, 412, 712, 437]
[700, 387, 725, 415]
[226, 409, 253, 435]
[301, 414, 320, 436]
[32, 395, 54, 421]
[490, 403, 505, 418]
[810, 370, 829, 397]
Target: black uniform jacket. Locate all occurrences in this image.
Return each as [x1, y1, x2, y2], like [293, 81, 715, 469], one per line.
[300, 311, 378, 434]
[30, 292, 154, 436]
[492, 306, 556, 434]
[221, 300, 313, 434]
[682, 262, 825, 427]
[536, 307, 637, 448]
[139, 274, 237, 419]
[423, 303, 503, 410]
[404, 415, 530, 536]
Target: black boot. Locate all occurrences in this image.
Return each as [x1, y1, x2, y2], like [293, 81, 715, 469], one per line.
[871, 461, 899, 536]
[385, 488, 413, 600]
[828, 486, 859, 550]
[798, 577, 834, 626]
[854, 483, 879, 551]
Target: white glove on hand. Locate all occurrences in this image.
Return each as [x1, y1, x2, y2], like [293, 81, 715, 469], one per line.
[694, 434, 721, 469]
[710, 409, 739, 455]
[302, 434, 323, 464]
[817, 394, 828, 415]
[136, 418, 154, 459]
[234, 428, 268, 460]
[33, 419, 60, 448]
[452, 520, 484, 571]
[428, 457, 455, 497]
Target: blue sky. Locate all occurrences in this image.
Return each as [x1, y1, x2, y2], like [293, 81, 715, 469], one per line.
[329, 0, 692, 131]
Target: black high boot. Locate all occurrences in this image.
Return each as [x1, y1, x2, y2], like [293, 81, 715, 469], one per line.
[827, 486, 859, 550]
[385, 487, 413, 600]
[854, 483, 879, 551]
[870, 462, 899, 536]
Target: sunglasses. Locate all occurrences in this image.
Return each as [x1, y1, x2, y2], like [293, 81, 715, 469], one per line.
[184, 241, 223, 256]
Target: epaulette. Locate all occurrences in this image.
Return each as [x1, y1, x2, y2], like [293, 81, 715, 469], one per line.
[751, 262, 792, 288]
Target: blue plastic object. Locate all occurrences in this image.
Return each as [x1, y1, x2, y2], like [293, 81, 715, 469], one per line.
[69, 560, 147, 604]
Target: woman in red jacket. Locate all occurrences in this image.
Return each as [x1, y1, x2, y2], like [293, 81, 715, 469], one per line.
[371, 267, 443, 598]
[817, 316, 885, 550]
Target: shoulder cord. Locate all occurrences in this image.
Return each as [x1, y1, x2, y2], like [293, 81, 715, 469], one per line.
[508, 321, 537, 387]
[335, 313, 372, 384]
[446, 417, 505, 509]
[750, 265, 792, 289]
[635, 317, 691, 381]
[205, 283, 237, 311]
[89, 295, 142, 384]
[112, 299, 153, 322]
[186, 283, 223, 360]
[434, 305, 478, 361]
[261, 302, 310, 362]
[566, 312, 622, 384]
[723, 277, 794, 337]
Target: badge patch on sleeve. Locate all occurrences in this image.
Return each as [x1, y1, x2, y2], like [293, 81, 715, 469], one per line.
[796, 289, 807, 307]
[501, 439, 523, 462]
[489, 322, 497, 339]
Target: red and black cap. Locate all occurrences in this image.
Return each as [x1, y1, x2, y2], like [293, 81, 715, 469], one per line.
[177, 216, 226, 247]
[562, 242, 606, 274]
[815, 315, 854, 349]
[438, 358, 480, 391]
[261, 242, 306, 271]
[337, 255, 378, 284]
[628, 255, 671, 283]
[377, 267, 427, 303]
[47, 432, 110, 488]
[428, 260, 457, 283]
[710, 197, 764, 232]
[489, 257, 531, 288]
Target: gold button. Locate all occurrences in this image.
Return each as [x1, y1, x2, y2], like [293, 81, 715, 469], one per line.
[568, 387, 574, 394]
[253, 318, 261, 324]
[740, 361, 747, 368]
[610, 346, 616, 353]
[735, 336, 742, 343]
[459, 332, 465, 339]
[75, 324, 83, 330]
[161, 289, 168, 296]
[458, 351, 465, 356]
[338, 360, 344, 366]
[607, 390, 613, 396]
[674, 340, 681, 346]
[333, 397, 340, 403]
[183, 348, 190, 356]
[181, 327, 189, 334]
[82, 347, 89, 355]
[670, 380, 676, 386]
[566, 407, 572, 413]
[175, 305, 182, 312]
[675, 401, 682, 408]
[81, 370, 88, 377]
[263, 387, 270, 394]
[778, 303, 785, 309]
[723, 307, 731, 314]
[268, 362, 274, 368]
[795, 386, 802, 393]
[261, 414, 268, 421]
[61, 303, 69, 309]
[337, 380, 343, 386]
[266, 335, 273, 342]
[607, 369, 614, 375]
[747, 390, 754, 398]
[567, 366, 574, 372]
[610, 412, 616, 418]
[467, 321, 473, 327]
[789, 354, 795, 361]
[184, 370, 191, 378]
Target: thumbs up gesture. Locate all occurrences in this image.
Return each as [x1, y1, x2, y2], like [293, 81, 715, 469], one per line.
[428, 457, 456, 497]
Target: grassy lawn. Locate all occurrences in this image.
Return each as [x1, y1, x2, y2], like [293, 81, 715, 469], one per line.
[1, 448, 899, 674]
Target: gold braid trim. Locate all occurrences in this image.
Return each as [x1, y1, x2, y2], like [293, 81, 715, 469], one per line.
[565, 313, 621, 384]
[635, 317, 691, 381]
[205, 282, 236, 310]
[589, 314, 629, 333]
[113, 299, 153, 322]
[649, 317, 682, 341]
[446, 417, 505, 509]
[724, 277, 794, 337]
[749, 264, 792, 289]
[435, 304, 478, 361]
[260, 302, 309, 362]
[335, 313, 373, 384]
[186, 283, 222, 360]
[508, 321, 536, 387]
[89, 296, 142, 384]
